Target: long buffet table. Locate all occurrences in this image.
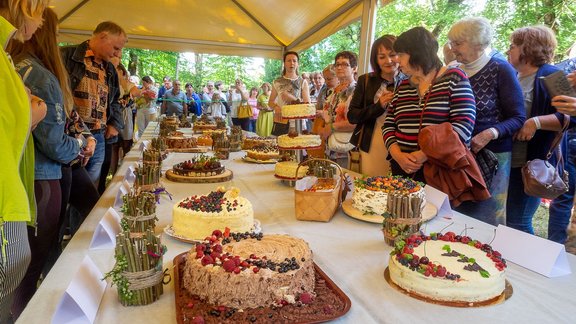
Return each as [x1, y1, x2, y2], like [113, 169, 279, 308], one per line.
[18, 122, 575, 323]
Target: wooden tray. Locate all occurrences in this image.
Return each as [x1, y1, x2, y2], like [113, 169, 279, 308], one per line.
[174, 252, 351, 323]
[165, 169, 233, 183]
[166, 147, 209, 153]
[341, 199, 437, 224]
[384, 267, 512, 307]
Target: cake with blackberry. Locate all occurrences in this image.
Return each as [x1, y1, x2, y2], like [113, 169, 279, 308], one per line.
[172, 187, 254, 240]
[182, 230, 315, 309]
[388, 232, 507, 305]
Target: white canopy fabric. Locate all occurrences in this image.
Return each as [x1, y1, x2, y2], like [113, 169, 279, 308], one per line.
[51, 0, 369, 60]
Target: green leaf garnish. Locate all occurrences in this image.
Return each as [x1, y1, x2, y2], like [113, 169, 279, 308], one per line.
[442, 245, 451, 253]
[468, 258, 476, 264]
[479, 270, 490, 278]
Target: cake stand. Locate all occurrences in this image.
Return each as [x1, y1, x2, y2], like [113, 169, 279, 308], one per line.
[276, 115, 318, 186]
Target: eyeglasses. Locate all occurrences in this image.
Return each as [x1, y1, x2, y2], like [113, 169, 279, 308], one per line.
[335, 62, 351, 68]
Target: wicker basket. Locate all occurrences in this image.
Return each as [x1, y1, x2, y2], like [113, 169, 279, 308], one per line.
[294, 159, 343, 222]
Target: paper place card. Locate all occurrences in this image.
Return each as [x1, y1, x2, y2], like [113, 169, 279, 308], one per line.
[424, 185, 453, 218]
[491, 225, 572, 277]
[139, 140, 150, 151]
[124, 164, 136, 183]
[89, 207, 121, 250]
[51, 256, 106, 324]
[114, 180, 132, 209]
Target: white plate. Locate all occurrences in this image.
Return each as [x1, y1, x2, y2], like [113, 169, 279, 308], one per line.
[163, 219, 262, 243]
[341, 199, 437, 224]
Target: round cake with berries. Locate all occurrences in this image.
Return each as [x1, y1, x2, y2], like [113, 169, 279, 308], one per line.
[245, 145, 280, 161]
[182, 231, 315, 309]
[242, 136, 277, 150]
[353, 176, 425, 216]
[281, 103, 316, 119]
[388, 232, 507, 304]
[172, 154, 224, 177]
[172, 188, 254, 240]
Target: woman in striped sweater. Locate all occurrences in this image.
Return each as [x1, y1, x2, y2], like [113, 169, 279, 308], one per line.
[382, 27, 476, 183]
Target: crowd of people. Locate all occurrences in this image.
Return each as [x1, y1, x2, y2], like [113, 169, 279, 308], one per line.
[2, 0, 576, 322]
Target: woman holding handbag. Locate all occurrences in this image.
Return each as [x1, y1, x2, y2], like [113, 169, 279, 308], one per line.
[382, 27, 477, 183]
[348, 35, 406, 176]
[322, 51, 358, 168]
[505, 26, 575, 241]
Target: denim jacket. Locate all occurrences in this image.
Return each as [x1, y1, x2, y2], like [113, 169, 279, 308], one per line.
[60, 41, 123, 138]
[15, 56, 81, 180]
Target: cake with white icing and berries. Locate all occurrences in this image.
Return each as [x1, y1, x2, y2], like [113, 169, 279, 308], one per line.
[281, 103, 316, 119]
[353, 176, 425, 216]
[182, 230, 315, 309]
[388, 232, 507, 304]
[172, 188, 254, 240]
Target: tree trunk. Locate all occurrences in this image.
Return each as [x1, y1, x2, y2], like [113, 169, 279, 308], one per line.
[128, 50, 138, 76]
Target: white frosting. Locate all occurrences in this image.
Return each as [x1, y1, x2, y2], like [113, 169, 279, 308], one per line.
[277, 134, 321, 149]
[281, 104, 316, 118]
[275, 161, 309, 178]
[352, 186, 425, 215]
[389, 240, 506, 303]
[172, 196, 254, 240]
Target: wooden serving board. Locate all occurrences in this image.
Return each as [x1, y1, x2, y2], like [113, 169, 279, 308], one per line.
[165, 147, 209, 153]
[165, 169, 233, 183]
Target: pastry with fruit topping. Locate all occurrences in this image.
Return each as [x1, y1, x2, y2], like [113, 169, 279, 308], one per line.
[277, 129, 321, 149]
[196, 134, 213, 146]
[172, 187, 254, 240]
[182, 229, 315, 309]
[353, 176, 425, 215]
[281, 103, 316, 118]
[172, 154, 224, 177]
[388, 232, 507, 304]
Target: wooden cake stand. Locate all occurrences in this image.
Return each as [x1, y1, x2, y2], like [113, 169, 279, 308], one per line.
[165, 169, 233, 183]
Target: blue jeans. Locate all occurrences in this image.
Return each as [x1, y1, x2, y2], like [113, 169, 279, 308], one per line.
[506, 167, 541, 234]
[548, 132, 576, 243]
[84, 132, 105, 187]
[455, 152, 511, 226]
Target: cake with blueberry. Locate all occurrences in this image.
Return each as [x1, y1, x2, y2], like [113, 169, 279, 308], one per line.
[389, 232, 507, 304]
[182, 230, 315, 309]
[277, 130, 321, 149]
[353, 176, 425, 216]
[172, 154, 224, 177]
[172, 187, 254, 240]
[281, 103, 316, 119]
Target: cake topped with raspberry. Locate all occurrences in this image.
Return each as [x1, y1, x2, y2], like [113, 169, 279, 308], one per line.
[388, 232, 507, 304]
[172, 154, 224, 177]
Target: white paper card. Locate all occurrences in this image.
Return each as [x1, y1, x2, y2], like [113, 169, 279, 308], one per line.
[89, 208, 121, 250]
[424, 185, 453, 218]
[124, 164, 135, 183]
[139, 139, 150, 151]
[51, 256, 106, 324]
[492, 225, 572, 277]
[114, 180, 132, 208]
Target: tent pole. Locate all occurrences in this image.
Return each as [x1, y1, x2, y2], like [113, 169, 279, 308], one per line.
[59, 0, 92, 24]
[357, 0, 378, 75]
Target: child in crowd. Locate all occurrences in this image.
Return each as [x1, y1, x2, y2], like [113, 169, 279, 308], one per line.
[205, 92, 227, 119]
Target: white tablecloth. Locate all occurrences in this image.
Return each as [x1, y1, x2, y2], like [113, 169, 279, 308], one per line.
[18, 123, 575, 323]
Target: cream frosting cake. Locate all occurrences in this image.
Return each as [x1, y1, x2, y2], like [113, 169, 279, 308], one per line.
[182, 231, 315, 309]
[172, 188, 254, 240]
[353, 176, 425, 215]
[389, 232, 507, 304]
[281, 103, 317, 118]
[277, 134, 321, 149]
[274, 161, 309, 179]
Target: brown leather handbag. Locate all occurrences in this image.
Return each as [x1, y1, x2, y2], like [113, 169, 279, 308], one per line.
[521, 115, 570, 199]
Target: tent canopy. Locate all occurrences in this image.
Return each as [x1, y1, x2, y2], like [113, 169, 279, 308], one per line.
[52, 0, 366, 59]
